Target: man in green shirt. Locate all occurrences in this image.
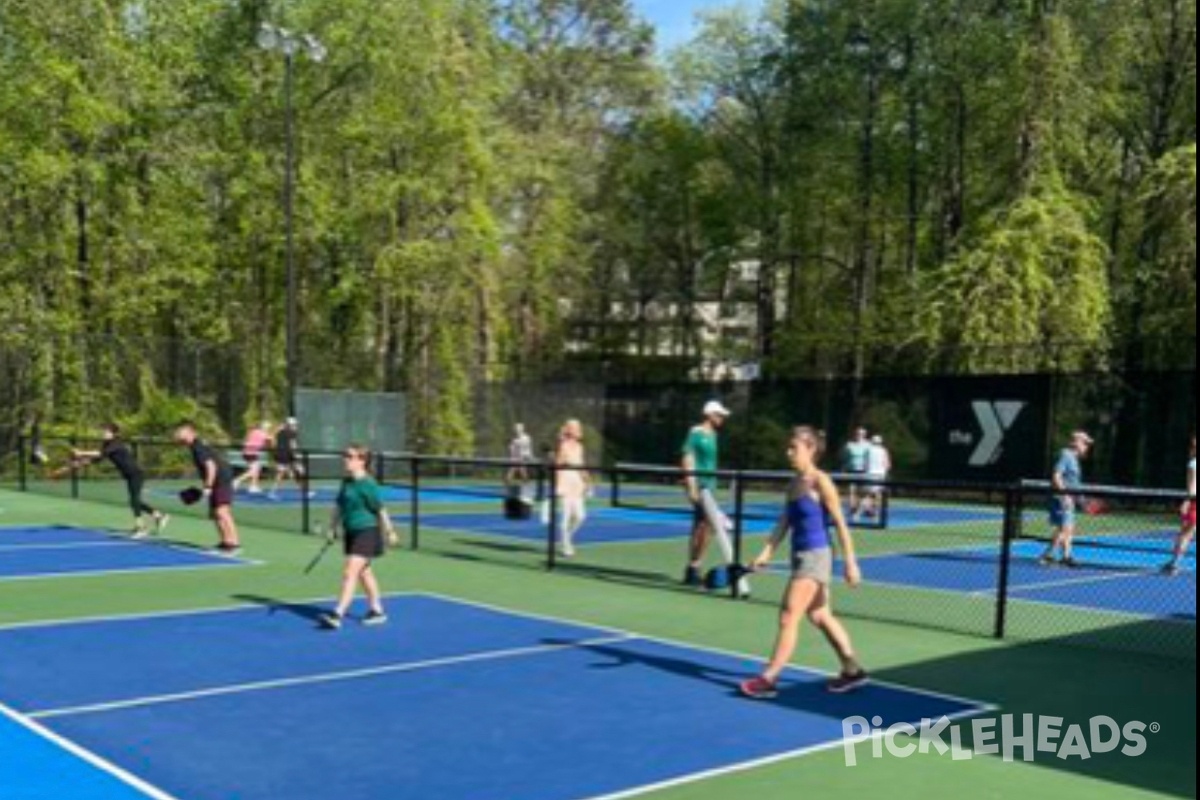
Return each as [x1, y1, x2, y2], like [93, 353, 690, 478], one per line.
[682, 401, 748, 596]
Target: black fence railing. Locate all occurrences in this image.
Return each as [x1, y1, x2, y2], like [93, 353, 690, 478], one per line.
[7, 438, 1194, 660]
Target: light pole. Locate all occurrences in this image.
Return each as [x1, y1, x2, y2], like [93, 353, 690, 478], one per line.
[258, 24, 327, 416]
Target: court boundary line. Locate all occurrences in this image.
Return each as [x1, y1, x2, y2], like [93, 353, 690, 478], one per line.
[970, 569, 1178, 597]
[0, 590, 366, 633]
[0, 541, 140, 553]
[0, 701, 181, 800]
[0, 559, 262, 585]
[27, 634, 636, 721]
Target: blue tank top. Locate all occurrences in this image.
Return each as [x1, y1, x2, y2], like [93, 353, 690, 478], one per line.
[788, 480, 831, 554]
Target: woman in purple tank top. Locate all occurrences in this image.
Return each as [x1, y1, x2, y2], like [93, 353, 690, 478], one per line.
[740, 427, 868, 699]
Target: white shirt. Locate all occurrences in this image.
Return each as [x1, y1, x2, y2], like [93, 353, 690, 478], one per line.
[867, 445, 890, 478]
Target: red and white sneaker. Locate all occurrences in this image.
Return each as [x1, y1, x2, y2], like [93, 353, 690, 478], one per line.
[827, 671, 870, 694]
[739, 676, 780, 700]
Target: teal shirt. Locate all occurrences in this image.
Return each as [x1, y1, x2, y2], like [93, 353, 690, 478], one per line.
[337, 476, 384, 533]
[844, 442, 871, 473]
[683, 427, 720, 491]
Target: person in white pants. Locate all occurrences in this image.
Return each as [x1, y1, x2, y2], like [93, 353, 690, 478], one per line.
[554, 420, 591, 558]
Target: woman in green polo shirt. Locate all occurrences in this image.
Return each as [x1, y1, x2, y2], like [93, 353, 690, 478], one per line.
[320, 446, 399, 631]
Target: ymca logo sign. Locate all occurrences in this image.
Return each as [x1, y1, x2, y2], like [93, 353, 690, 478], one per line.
[949, 401, 1029, 468]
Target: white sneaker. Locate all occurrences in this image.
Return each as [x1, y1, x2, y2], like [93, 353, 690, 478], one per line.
[155, 514, 171, 535]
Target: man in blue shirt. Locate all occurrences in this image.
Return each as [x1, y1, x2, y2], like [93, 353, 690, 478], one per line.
[1040, 431, 1094, 567]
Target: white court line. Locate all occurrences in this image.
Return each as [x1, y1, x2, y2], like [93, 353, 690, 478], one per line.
[0, 592, 421, 632]
[0, 560, 261, 585]
[0, 701, 181, 800]
[970, 570, 1167, 597]
[28, 634, 635, 721]
[0, 541, 138, 553]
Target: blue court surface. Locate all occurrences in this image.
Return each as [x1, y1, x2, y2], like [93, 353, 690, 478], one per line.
[851, 538, 1196, 621]
[0, 594, 990, 800]
[0, 527, 252, 582]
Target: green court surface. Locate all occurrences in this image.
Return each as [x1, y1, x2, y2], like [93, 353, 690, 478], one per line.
[0, 487, 1194, 800]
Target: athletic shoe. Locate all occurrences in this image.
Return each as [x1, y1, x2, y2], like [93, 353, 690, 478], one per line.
[362, 610, 389, 627]
[155, 514, 170, 535]
[1037, 553, 1056, 566]
[683, 566, 703, 588]
[130, 529, 151, 541]
[740, 677, 779, 700]
[319, 612, 344, 631]
[560, 546, 577, 559]
[216, 543, 242, 557]
[1163, 563, 1181, 577]
[735, 577, 753, 600]
[1061, 556, 1080, 569]
[828, 671, 870, 694]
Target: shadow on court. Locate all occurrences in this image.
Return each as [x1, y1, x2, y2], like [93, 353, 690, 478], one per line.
[870, 618, 1196, 799]
[232, 594, 329, 624]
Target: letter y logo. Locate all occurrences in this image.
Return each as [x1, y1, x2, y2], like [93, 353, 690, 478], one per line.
[970, 401, 1027, 467]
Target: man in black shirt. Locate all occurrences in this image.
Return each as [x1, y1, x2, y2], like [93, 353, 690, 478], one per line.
[73, 424, 169, 539]
[270, 417, 310, 499]
[175, 420, 242, 555]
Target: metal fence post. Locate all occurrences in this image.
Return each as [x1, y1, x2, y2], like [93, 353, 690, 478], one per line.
[301, 450, 312, 535]
[547, 463, 559, 571]
[995, 486, 1019, 640]
[70, 436, 80, 500]
[731, 471, 746, 600]
[18, 435, 27, 491]
[410, 457, 421, 551]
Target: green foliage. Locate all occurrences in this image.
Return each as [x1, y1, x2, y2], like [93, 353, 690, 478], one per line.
[920, 175, 1111, 373]
[120, 368, 228, 443]
[1, 0, 1194, 450]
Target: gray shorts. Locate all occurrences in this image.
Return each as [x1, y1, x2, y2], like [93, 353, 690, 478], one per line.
[791, 548, 834, 585]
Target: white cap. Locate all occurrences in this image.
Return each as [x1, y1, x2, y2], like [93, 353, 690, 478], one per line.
[704, 401, 732, 419]
[1072, 431, 1094, 446]
[287, 417, 299, 426]
[872, 435, 884, 445]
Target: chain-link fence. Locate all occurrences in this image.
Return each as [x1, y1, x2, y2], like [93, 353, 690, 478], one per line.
[9, 435, 1194, 661]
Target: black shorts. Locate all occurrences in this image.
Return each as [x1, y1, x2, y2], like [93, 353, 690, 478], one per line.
[345, 527, 385, 560]
[209, 485, 235, 513]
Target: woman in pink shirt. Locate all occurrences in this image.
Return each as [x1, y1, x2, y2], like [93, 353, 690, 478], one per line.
[234, 422, 272, 495]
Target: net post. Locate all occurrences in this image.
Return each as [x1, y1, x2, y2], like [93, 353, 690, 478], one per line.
[995, 485, 1019, 640]
[410, 456, 421, 551]
[731, 471, 746, 600]
[611, 465, 621, 509]
[547, 462, 559, 571]
[70, 435, 80, 500]
[18, 435, 27, 491]
[301, 450, 312, 535]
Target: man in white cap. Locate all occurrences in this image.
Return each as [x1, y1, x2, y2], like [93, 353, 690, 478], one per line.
[681, 400, 749, 597]
[1040, 431, 1095, 567]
